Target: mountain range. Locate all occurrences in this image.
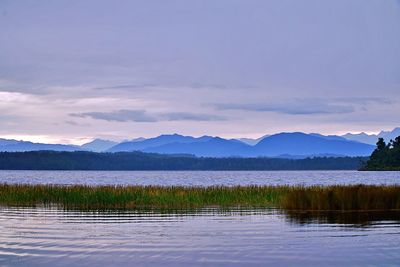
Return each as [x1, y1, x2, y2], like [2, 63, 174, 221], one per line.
[80, 139, 119, 152]
[0, 139, 79, 152]
[2, 127, 393, 157]
[341, 127, 400, 145]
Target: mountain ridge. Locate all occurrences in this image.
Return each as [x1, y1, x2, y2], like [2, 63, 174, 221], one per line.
[1, 128, 392, 157]
[105, 132, 375, 157]
[342, 128, 400, 145]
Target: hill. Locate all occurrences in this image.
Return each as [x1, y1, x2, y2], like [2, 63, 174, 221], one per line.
[107, 134, 211, 152]
[254, 132, 375, 157]
[80, 139, 118, 152]
[142, 137, 252, 157]
[0, 139, 79, 152]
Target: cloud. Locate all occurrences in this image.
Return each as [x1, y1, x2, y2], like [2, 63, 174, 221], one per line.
[93, 82, 229, 91]
[215, 101, 354, 115]
[161, 112, 225, 121]
[1, 1, 399, 142]
[334, 97, 393, 105]
[214, 97, 395, 115]
[93, 84, 159, 90]
[71, 109, 225, 122]
[71, 110, 158, 122]
[65, 120, 90, 126]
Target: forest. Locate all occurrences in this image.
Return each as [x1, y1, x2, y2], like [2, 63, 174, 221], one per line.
[363, 136, 400, 170]
[0, 151, 367, 170]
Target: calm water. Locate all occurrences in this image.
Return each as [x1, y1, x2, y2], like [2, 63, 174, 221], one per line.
[0, 207, 400, 266]
[0, 170, 400, 186]
[1, 171, 400, 266]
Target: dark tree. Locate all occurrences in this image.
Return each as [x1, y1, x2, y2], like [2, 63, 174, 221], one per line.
[376, 138, 386, 151]
[0, 151, 367, 171]
[363, 136, 400, 170]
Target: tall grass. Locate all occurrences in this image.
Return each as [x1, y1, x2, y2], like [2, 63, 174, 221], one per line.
[0, 184, 289, 210]
[0, 184, 399, 211]
[282, 185, 400, 211]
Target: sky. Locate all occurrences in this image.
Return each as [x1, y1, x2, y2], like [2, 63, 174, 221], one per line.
[0, 0, 399, 144]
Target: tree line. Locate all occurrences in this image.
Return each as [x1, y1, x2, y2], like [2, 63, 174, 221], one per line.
[0, 151, 367, 170]
[363, 136, 400, 170]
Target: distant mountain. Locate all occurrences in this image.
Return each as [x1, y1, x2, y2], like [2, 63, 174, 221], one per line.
[80, 139, 118, 152]
[0, 130, 381, 157]
[239, 133, 347, 146]
[120, 137, 146, 143]
[378, 127, 400, 142]
[309, 133, 347, 141]
[342, 127, 400, 145]
[107, 132, 374, 157]
[143, 137, 253, 157]
[0, 139, 79, 152]
[253, 132, 375, 157]
[107, 134, 212, 152]
[237, 135, 270, 145]
[342, 132, 378, 145]
[0, 139, 20, 146]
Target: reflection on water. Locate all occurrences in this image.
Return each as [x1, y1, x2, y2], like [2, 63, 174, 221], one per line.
[285, 210, 400, 227]
[1, 207, 400, 266]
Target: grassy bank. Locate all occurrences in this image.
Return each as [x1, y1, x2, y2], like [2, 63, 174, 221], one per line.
[0, 184, 400, 211]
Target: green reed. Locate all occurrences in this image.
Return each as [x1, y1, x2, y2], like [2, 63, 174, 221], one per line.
[0, 184, 289, 210]
[0, 184, 399, 211]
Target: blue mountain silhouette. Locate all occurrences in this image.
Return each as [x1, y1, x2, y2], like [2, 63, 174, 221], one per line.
[107, 132, 374, 157]
[0, 139, 79, 152]
[0, 132, 376, 157]
[254, 132, 374, 157]
[107, 134, 212, 152]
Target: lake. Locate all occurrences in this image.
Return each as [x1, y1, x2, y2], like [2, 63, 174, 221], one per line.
[0, 170, 400, 186]
[1, 207, 400, 266]
[1, 170, 400, 266]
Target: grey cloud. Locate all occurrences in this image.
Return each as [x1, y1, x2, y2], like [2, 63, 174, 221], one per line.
[215, 102, 355, 115]
[65, 120, 79, 126]
[214, 97, 395, 115]
[0, 80, 49, 95]
[65, 120, 90, 126]
[1, 0, 399, 141]
[161, 112, 226, 121]
[71, 110, 158, 122]
[93, 84, 159, 90]
[333, 97, 393, 105]
[187, 83, 228, 90]
[93, 82, 229, 91]
[71, 110, 225, 122]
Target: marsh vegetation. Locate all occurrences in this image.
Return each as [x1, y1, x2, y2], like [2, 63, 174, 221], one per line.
[1, 184, 399, 211]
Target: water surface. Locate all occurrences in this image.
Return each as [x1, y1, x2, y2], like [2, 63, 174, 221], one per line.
[0, 170, 399, 186]
[0, 207, 399, 266]
[1, 170, 400, 266]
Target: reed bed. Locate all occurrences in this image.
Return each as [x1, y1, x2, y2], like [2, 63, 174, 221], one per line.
[0, 184, 288, 210]
[0, 184, 399, 211]
[282, 185, 400, 211]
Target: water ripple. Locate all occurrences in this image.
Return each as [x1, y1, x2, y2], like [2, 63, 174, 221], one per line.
[0, 207, 399, 266]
